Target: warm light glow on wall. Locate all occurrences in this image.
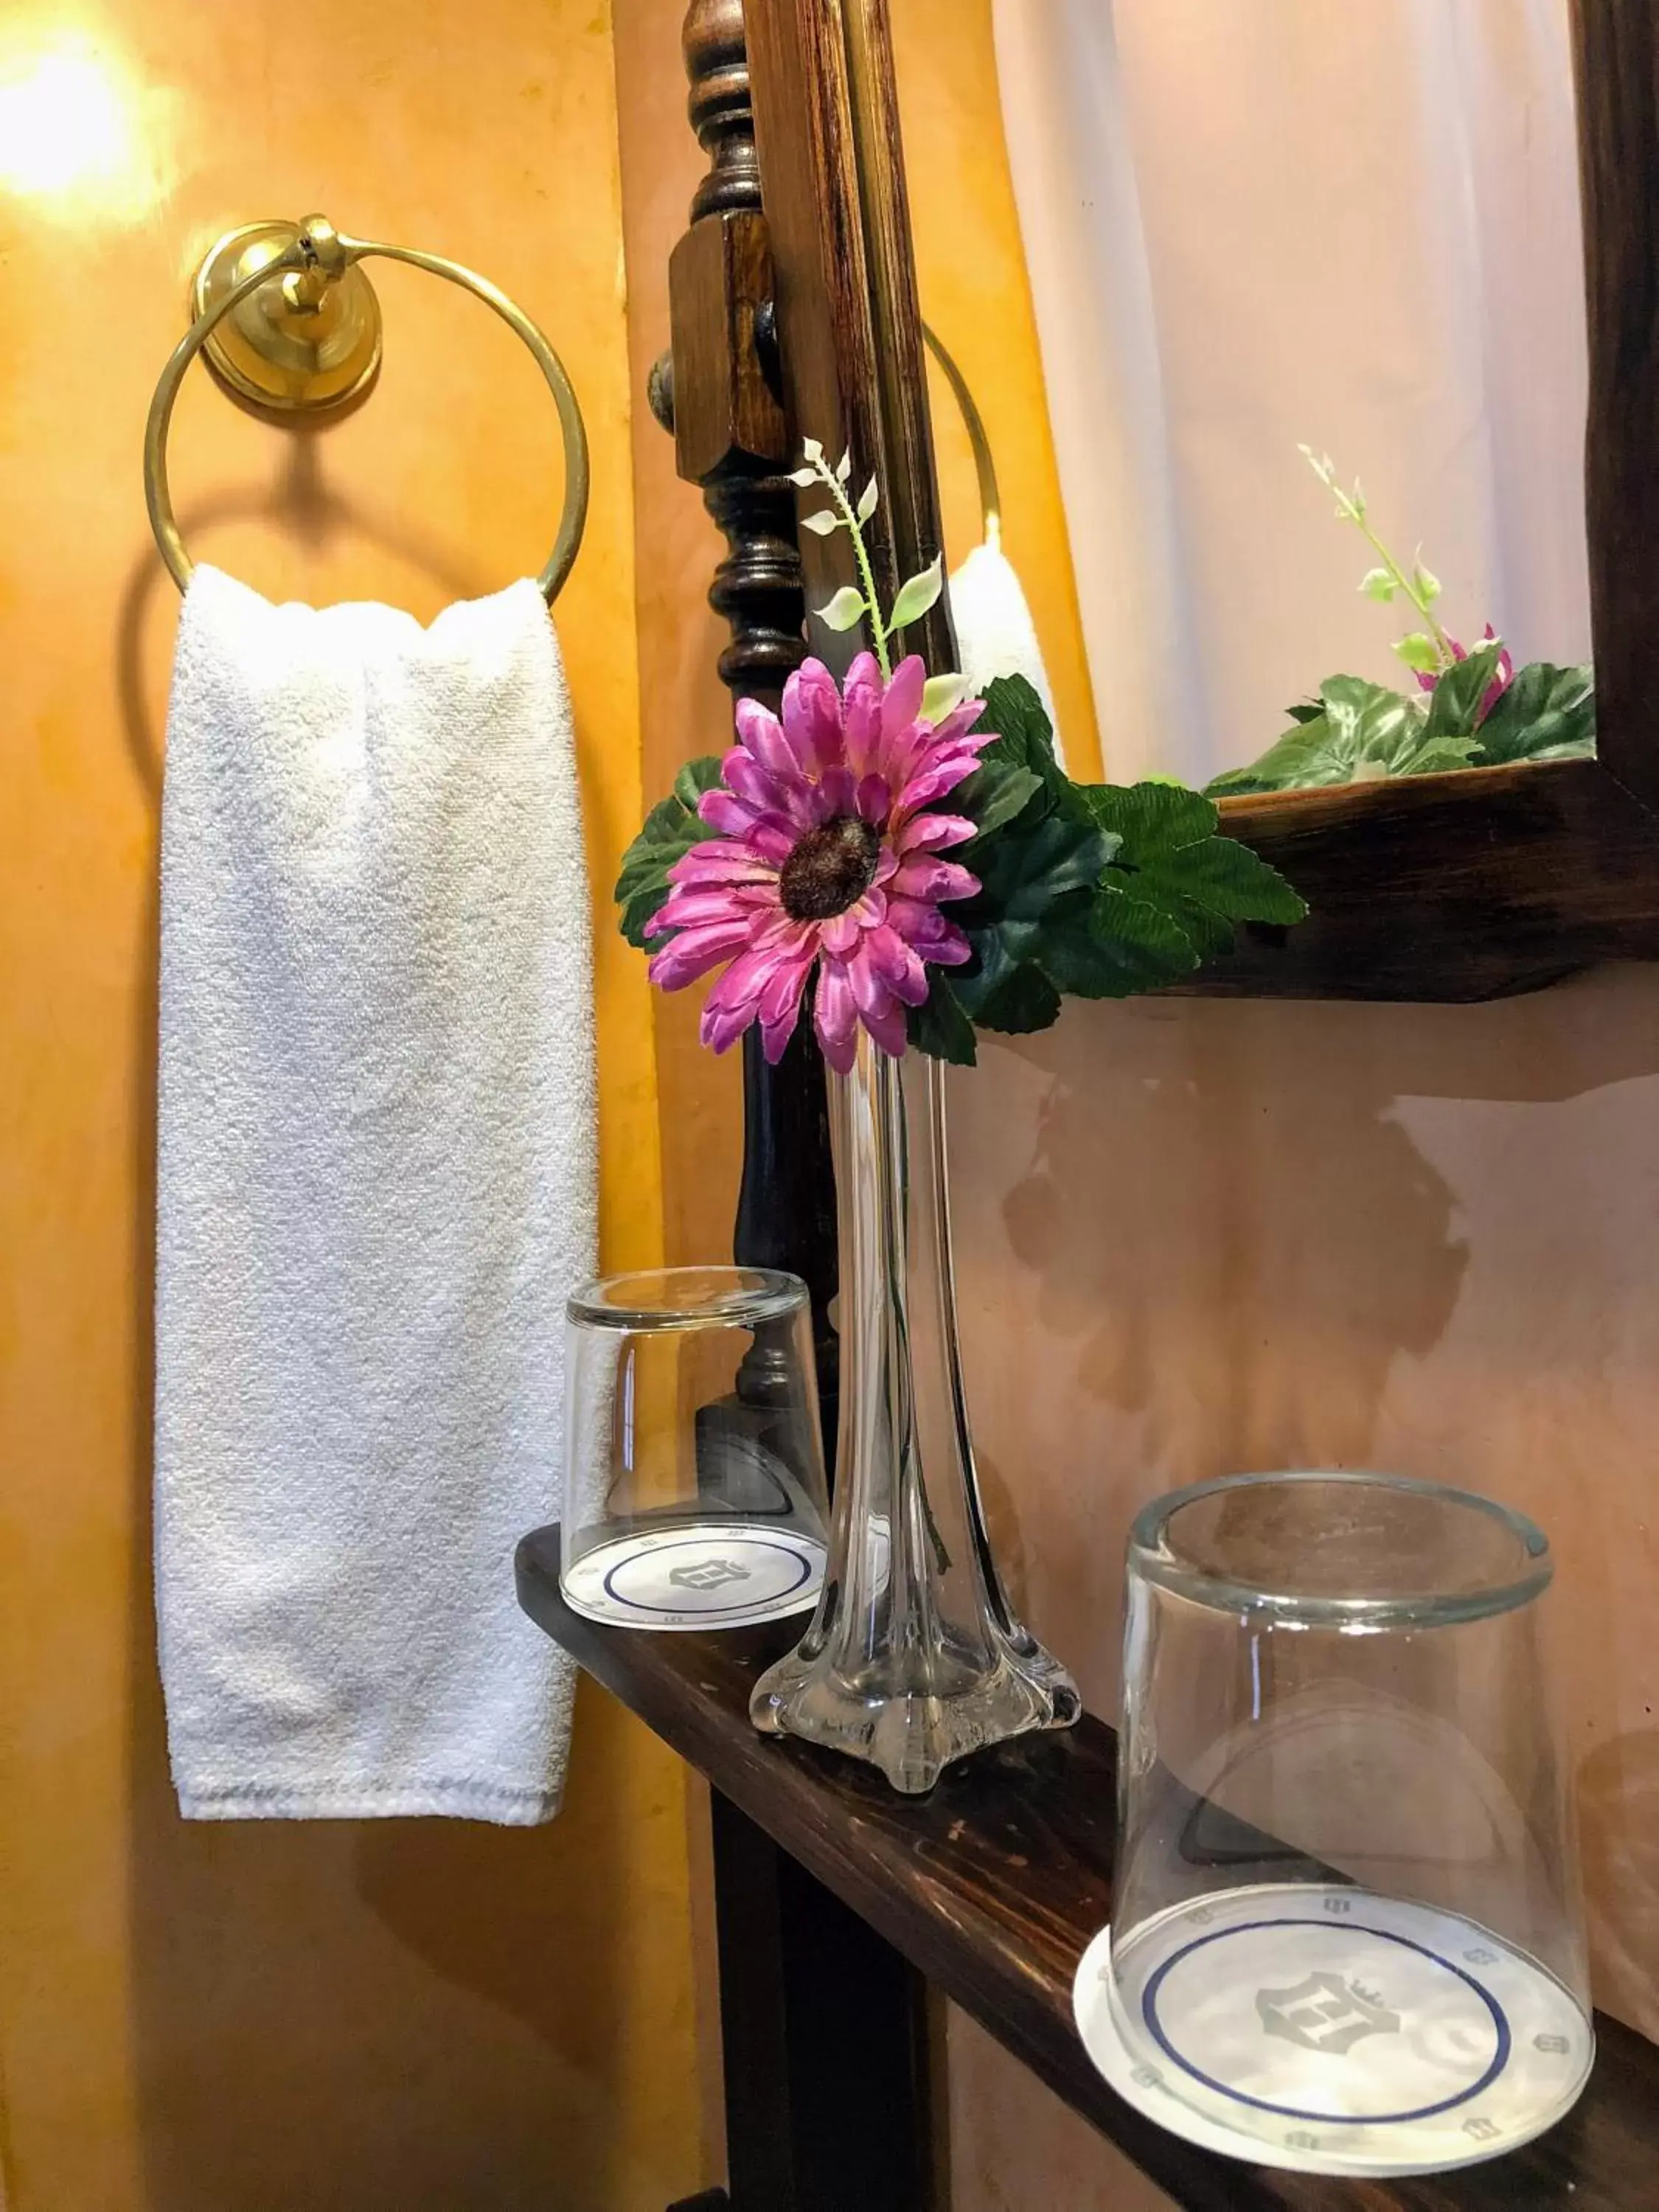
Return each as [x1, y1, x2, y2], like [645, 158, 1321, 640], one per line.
[0, 41, 164, 213]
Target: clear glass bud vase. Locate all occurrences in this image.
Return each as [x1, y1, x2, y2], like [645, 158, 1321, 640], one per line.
[750, 1032, 1079, 1793]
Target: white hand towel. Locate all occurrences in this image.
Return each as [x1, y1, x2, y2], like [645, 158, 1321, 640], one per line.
[950, 537, 1068, 771]
[156, 566, 596, 1826]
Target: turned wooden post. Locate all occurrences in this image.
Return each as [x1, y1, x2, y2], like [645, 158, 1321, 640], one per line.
[658, 0, 838, 1435]
[649, 11, 932, 2211]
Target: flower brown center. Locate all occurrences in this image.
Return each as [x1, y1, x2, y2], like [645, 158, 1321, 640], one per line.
[779, 816, 881, 922]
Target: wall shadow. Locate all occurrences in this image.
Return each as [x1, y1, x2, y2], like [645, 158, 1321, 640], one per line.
[947, 973, 1659, 1726]
[1576, 1728, 1659, 2034]
[121, 444, 494, 789]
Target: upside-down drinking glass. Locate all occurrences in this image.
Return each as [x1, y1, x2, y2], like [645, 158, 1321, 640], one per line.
[558, 1267, 830, 1632]
[1075, 1471, 1592, 2179]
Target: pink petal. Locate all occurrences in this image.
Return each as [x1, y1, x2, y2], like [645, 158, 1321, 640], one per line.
[781, 660, 846, 771]
[928, 698, 987, 751]
[859, 994, 909, 1060]
[864, 922, 929, 1006]
[648, 917, 755, 990]
[888, 757, 981, 824]
[815, 765, 858, 821]
[889, 855, 978, 904]
[699, 792, 796, 862]
[882, 655, 926, 737]
[895, 811, 975, 854]
[650, 886, 759, 927]
[703, 941, 796, 1031]
[734, 699, 804, 787]
[761, 1007, 802, 1062]
[855, 773, 890, 824]
[757, 947, 816, 1062]
[846, 947, 894, 1020]
[701, 997, 757, 1054]
[670, 838, 781, 886]
[814, 960, 860, 1071]
[842, 655, 884, 779]
[888, 900, 971, 965]
[724, 745, 814, 827]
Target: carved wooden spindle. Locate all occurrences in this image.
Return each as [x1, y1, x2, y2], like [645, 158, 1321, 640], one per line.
[662, 0, 838, 1427]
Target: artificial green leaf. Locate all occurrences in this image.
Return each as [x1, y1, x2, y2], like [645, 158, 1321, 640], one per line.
[969, 813, 1111, 919]
[954, 755, 1044, 845]
[1360, 567, 1397, 602]
[977, 674, 1089, 819]
[815, 585, 867, 633]
[801, 437, 824, 464]
[1322, 674, 1429, 772]
[888, 555, 944, 633]
[921, 670, 970, 722]
[836, 447, 852, 483]
[787, 466, 818, 490]
[1413, 557, 1442, 604]
[1394, 632, 1441, 675]
[1422, 639, 1503, 740]
[1391, 732, 1481, 778]
[1208, 673, 1427, 796]
[907, 974, 978, 1065]
[1285, 700, 1324, 724]
[1471, 661, 1596, 765]
[1206, 716, 1340, 797]
[799, 508, 839, 537]
[616, 757, 723, 948]
[1039, 886, 1200, 998]
[956, 950, 1062, 1034]
[857, 476, 879, 524]
[672, 755, 725, 810]
[1087, 782, 1307, 959]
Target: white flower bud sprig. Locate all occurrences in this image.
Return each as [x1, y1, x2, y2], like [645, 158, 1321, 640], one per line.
[791, 439, 968, 723]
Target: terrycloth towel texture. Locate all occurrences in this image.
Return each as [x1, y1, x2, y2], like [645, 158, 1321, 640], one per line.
[156, 566, 596, 1825]
[950, 538, 1066, 771]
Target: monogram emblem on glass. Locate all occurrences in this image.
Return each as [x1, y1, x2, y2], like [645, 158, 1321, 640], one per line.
[1256, 1972, 1402, 2056]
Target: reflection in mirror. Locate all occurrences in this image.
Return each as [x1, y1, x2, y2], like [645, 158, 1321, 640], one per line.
[893, 1, 1593, 794]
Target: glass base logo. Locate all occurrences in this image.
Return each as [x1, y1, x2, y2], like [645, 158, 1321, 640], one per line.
[1256, 1972, 1402, 2056]
[667, 1557, 753, 1593]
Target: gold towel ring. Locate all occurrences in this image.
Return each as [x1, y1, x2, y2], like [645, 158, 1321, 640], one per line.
[144, 214, 590, 605]
[922, 321, 1001, 549]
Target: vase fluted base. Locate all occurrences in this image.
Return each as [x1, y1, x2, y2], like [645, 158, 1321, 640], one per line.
[751, 1628, 1080, 1796]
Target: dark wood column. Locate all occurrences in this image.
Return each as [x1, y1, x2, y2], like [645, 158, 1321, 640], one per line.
[658, 0, 838, 1444]
[651, 6, 932, 2207]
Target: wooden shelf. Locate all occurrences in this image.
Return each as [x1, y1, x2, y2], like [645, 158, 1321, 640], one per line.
[517, 1525, 1658, 2212]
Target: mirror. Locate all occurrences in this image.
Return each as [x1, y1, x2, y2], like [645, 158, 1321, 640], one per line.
[891, 1, 1594, 796]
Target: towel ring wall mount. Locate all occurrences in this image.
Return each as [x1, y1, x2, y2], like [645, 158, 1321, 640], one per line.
[144, 214, 590, 605]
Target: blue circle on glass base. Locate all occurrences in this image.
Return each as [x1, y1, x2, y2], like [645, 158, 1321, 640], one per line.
[1141, 1917, 1512, 2127]
[599, 1533, 814, 1617]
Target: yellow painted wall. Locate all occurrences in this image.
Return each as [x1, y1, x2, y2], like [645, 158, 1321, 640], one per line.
[0, 2, 706, 2205]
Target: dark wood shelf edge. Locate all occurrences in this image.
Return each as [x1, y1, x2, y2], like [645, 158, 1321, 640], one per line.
[518, 1526, 1659, 2212]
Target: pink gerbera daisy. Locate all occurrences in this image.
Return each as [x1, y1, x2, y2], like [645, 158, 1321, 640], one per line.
[645, 652, 992, 1073]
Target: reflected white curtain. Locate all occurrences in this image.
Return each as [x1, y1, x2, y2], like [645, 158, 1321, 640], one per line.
[991, 0, 1591, 785]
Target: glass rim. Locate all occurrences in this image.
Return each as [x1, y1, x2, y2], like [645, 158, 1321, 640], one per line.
[1128, 1470, 1552, 1629]
[566, 1263, 808, 1333]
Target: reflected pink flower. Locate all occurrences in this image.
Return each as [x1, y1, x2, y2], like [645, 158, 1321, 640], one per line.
[1416, 623, 1515, 722]
[646, 653, 990, 1073]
